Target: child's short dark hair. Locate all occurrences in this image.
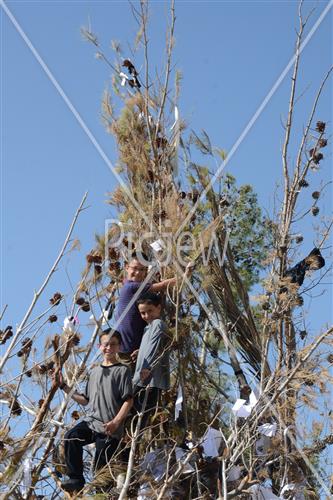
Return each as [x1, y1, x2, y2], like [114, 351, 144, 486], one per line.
[99, 328, 122, 344]
[137, 292, 162, 307]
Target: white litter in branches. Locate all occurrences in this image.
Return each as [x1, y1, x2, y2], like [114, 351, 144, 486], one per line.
[63, 316, 78, 333]
[150, 239, 165, 253]
[202, 426, 223, 457]
[119, 72, 129, 86]
[21, 455, 32, 499]
[175, 384, 183, 420]
[231, 390, 258, 418]
[258, 422, 277, 437]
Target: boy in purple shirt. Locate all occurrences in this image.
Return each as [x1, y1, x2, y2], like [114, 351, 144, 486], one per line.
[113, 253, 176, 362]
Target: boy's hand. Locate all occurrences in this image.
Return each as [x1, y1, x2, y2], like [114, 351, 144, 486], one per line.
[130, 349, 139, 362]
[140, 368, 151, 382]
[103, 419, 120, 436]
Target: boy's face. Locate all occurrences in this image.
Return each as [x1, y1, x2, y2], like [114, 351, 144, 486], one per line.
[99, 334, 120, 361]
[138, 302, 162, 324]
[126, 259, 147, 282]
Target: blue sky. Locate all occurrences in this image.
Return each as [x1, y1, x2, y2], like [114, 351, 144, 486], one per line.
[1, 0, 332, 341]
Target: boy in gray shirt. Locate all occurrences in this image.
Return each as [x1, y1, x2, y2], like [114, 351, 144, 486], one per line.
[57, 329, 133, 493]
[132, 292, 170, 430]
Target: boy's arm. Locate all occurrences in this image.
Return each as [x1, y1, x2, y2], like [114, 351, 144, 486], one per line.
[140, 320, 165, 369]
[104, 397, 133, 435]
[55, 371, 89, 406]
[61, 383, 89, 406]
[149, 278, 176, 292]
[149, 262, 194, 292]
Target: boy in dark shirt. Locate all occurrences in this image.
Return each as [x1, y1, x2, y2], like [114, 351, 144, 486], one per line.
[132, 292, 170, 430]
[57, 329, 133, 493]
[113, 253, 176, 362]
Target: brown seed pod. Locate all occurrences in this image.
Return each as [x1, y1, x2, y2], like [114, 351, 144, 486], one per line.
[71, 334, 80, 346]
[311, 206, 320, 216]
[50, 293, 62, 306]
[71, 411, 80, 420]
[299, 330, 307, 340]
[312, 153, 323, 165]
[94, 265, 102, 275]
[48, 315, 58, 323]
[86, 253, 102, 264]
[295, 235, 303, 244]
[327, 353, 333, 364]
[26, 370, 32, 377]
[81, 302, 91, 312]
[298, 179, 309, 188]
[75, 297, 85, 306]
[109, 262, 120, 271]
[318, 138, 327, 148]
[312, 191, 320, 199]
[316, 121, 326, 133]
[17, 350, 24, 358]
[38, 365, 47, 374]
[294, 295, 304, 307]
[11, 400, 22, 416]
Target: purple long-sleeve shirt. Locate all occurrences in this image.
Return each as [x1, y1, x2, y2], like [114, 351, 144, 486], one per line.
[114, 280, 150, 353]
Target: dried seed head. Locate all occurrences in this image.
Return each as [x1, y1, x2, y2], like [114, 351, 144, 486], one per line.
[294, 295, 304, 307]
[50, 293, 62, 306]
[17, 350, 24, 358]
[86, 253, 102, 264]
[94, 265, 102, 275]
[48, 315, 58, 323]
[81, 302, 91, 312]
[295, 235, 303, 244]
[318, 138, 327, 148]
[298, 179, 309, 188]
[312, 191, 320, 200]
[75, 297, 85, 306]
[71, 411, 80, 420]
[26, 370, 32, 377]
[38, 365, 47, 374]
[311, 206, 320, 216]
[11, 401, 22, 416]
[109, 262, 120, 271]
[316, 121, 326, 133]
[299, 330, 307, 340]
[71, 334, 80, 346]
[312, 153, 323, 165]
[327, 353, 333, 364]
[108, 247, 119, 260]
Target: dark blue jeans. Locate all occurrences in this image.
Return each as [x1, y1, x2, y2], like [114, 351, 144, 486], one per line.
[64, 420, 119, 480]
[133, 386, 161, 431]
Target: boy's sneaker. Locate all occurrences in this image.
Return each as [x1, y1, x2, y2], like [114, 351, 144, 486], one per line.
[61, 477, 85, 492]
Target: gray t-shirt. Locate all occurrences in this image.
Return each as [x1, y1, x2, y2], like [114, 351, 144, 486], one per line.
[132, 319, 170, 391]
[84, 363, 133, 439]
